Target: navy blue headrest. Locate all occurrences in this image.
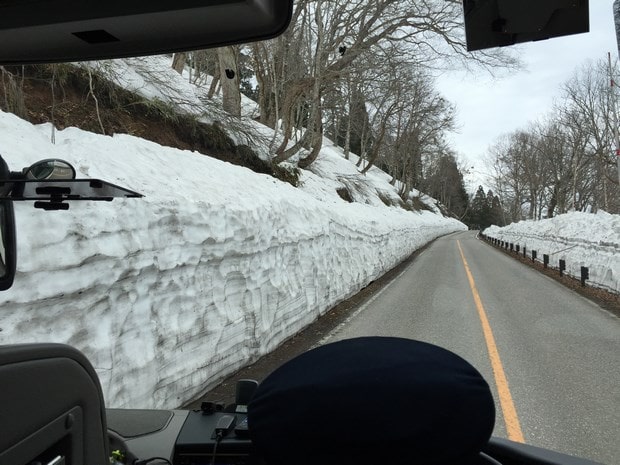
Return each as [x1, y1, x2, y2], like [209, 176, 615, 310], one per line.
[248, 337, 495, 465]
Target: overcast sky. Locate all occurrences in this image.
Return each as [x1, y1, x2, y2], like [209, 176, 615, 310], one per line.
[436, 1, 618, 190]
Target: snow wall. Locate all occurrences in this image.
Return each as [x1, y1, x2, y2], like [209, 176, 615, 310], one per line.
[485, 212, 620, 294]
[0, 111, 466, 409]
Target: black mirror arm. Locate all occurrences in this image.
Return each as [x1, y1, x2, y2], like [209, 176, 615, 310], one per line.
[9, 171, 25, 180]
[4, 172, 26, 198]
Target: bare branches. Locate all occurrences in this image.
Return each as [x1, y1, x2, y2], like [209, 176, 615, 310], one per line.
[0, 66, 27, 119]
[487, 58, 620, 219]
[249, 0, 518, 169]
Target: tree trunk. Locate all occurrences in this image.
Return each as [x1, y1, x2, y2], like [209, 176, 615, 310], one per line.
[298, 126, 323, 169]
[548, 185, 558, 218]
[361, 130, 385, 174]
[273, 78, 314, 161]
[171, 53, 187, 74]
[528, 186, 536, 219]
[255, 67, 273, 126]
[298, 102, 324, 168]
[218, 46, 241, 117]
[253, 44, 277, 127]
[343, 110, 352, 160]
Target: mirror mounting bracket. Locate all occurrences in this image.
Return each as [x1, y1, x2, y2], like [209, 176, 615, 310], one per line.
[0, 179, 143, 209]
[34, 201, 71, 211]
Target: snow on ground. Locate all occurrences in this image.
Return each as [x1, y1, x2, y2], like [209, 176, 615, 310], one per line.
[82, 56, 218, 116]
[485, 212, 620, 293]
[0, 107, 465, 409]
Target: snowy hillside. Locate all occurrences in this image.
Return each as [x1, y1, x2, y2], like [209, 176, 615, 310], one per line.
[485, 212, 620, 293]
[0, 57, 465, 409]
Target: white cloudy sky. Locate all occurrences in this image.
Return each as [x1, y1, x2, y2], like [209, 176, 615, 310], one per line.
[436, 1, 618, 189]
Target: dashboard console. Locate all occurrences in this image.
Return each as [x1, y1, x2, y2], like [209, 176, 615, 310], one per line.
[107, 409, 255, 465]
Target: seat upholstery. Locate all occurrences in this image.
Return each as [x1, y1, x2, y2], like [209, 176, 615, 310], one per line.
[0, 343, 109, 465]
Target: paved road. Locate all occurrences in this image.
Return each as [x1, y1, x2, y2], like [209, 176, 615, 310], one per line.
[324, 231, 620, 465]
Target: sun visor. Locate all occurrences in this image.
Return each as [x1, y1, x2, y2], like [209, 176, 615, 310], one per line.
[463, 0, 589, 51]
[0, 0, 293, 64]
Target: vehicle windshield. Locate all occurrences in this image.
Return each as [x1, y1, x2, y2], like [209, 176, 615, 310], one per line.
[0, 1, 618, 465]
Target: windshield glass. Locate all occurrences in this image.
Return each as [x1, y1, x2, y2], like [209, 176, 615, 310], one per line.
[0, 2, 618, 465]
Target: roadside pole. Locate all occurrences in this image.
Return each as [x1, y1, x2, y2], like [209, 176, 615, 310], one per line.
[614, 1, 620, 185]
[608, 52, 620, 187]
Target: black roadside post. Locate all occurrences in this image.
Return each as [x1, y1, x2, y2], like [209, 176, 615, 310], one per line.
[532, 250, 537, 262]
[581, 267, 589, 287]
[559, 259, 566, 277]
[543, 254, 549, 269]
[523, 246, 526, 258]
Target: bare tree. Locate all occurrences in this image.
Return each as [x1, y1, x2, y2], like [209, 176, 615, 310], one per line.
[487, 133, 528, 222]
[561, 59, 619, 211]
[487, 114, 611, 222]
[251, 0, 517, 167]
[0, 66, 27, 118]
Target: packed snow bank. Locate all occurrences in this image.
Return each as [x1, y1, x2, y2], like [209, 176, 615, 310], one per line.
[0, 110, 465, 408]
[485, 212, 620, 293]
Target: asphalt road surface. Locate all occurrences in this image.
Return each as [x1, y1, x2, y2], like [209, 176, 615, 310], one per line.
[322, 231, 619, 465]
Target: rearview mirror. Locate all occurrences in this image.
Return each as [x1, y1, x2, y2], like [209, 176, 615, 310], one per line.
[24, 159, 76, 181]
[0, 0, 294, 64]
[463, 0, 589, 51]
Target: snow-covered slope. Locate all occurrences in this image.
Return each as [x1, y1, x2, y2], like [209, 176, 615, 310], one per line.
[485, 212, 620, 293]
[0, 106, 465, 408]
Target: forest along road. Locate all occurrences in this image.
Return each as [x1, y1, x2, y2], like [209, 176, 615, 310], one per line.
[323, 230, 620, 465]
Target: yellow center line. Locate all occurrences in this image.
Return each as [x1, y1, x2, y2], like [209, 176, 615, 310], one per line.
[457, 240, 525, 443]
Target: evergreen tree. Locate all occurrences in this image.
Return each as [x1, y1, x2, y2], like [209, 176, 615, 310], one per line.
[422, 154, 469, 219]
[468, 185, 489, 229]
[465, 186, 506, 229]
[489, 193, 505, 227]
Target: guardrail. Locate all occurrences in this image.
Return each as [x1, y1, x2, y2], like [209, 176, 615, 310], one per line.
[480, 234, 590, 287]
